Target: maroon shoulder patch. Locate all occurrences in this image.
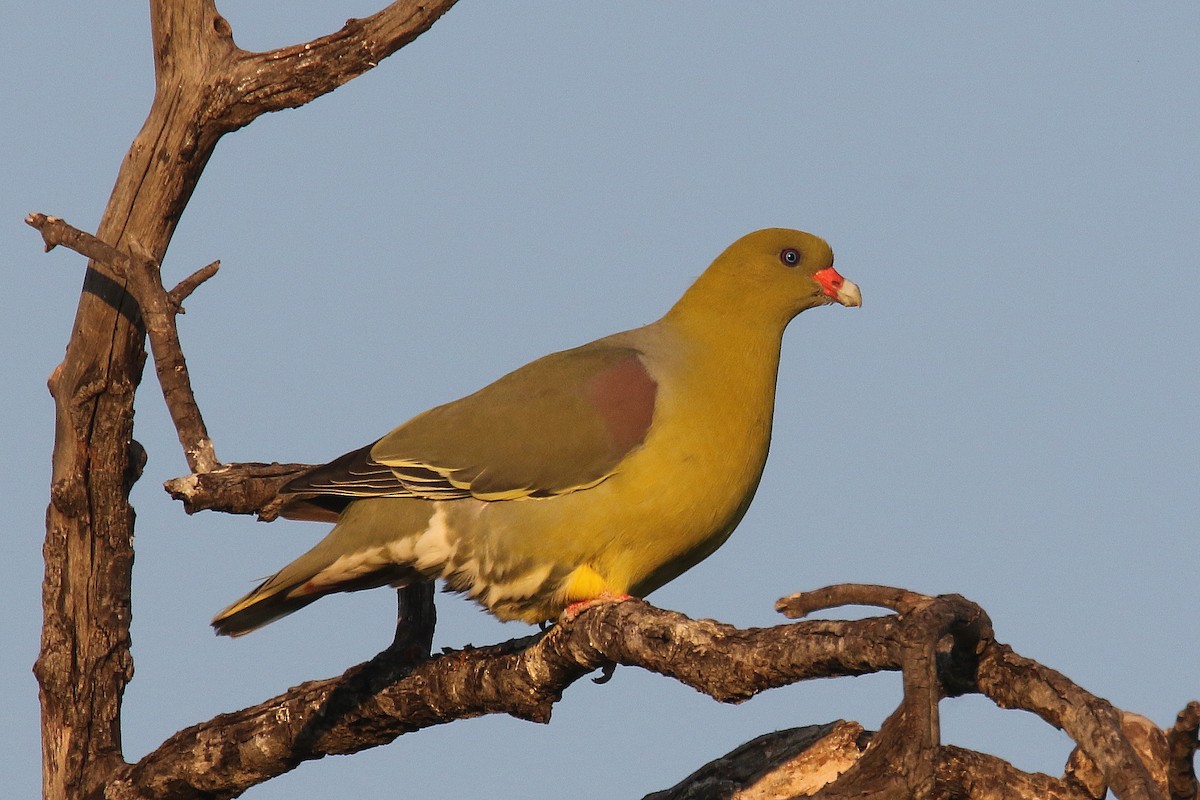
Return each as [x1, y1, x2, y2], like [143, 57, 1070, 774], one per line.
[584, 355, 658, 456]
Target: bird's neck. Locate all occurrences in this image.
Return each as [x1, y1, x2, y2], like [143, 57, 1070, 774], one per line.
[654, 298, 788, 447]
[661, 264, 798, 337]
[659, 278, 791, 378]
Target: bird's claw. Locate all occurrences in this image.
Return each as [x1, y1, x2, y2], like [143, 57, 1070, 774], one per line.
[592, 662, 617, 684]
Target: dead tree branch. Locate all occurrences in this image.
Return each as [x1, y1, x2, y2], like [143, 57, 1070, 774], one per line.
[977, 644, 1165, 800]
[644, 722, 871, 800]
[27, 211, 344, 517]
[1168, 702, 1200, 800]
[28, 212, 221, 472]
[79, 587, 1189, 800]
[100, 597, 906, 799]
[34, 2, 1195, 799]
[648, 726, 1111, 800]
[35, 3, 457, 799]
[164, 461, 314, 516]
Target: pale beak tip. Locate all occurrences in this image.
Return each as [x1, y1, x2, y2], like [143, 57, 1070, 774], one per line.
[837, 279, 862, 308]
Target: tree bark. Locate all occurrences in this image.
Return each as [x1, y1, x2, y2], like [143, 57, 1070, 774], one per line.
[34, 4, 457, 799]
[32, 4, 1196, 800]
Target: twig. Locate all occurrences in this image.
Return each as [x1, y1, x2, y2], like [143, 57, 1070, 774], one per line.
[27, 213, 220, 473]
[777, 583, 930, 618]
[168, 261, 220, 309]
[163, 462, 313, 517]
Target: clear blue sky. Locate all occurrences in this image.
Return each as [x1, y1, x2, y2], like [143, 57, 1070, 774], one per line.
[4, 3, 1197, 798]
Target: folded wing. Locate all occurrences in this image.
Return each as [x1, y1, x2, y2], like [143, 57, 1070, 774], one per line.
[278, 344, 658, 519]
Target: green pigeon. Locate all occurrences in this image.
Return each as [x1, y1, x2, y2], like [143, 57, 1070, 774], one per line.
[213, 228, 861, 635]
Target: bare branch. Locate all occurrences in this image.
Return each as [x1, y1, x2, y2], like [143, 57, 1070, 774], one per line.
[648, 730, 1104, 800]
[28, 213, 219, 473]
[163, 462, 313, 516]
[978, 644, 1165, 800]
[936, 746, 1101, 800]
[777, 583, 929, 618]
[107, 589, 1160, 800]
[787, 594, 990, 800]
[167, 260, 220, 309]
[1167, 702, 1200, 800]
[103, 599, 908, 799]
[36, 3, 460, 797]
[644, 722, 870, 800]
[213, 1, 460, 131]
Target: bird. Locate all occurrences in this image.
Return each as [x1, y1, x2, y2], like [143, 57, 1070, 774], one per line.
[212, 228, 861, 636]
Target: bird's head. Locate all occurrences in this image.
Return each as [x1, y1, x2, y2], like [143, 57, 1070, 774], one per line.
[669, 228, 861, 330]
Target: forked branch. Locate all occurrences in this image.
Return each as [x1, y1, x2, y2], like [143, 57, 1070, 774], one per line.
[34, 2, 1195, 799]
[29, 213, 221, 473]
[95, 587, 1184, 800]
[36, 4, 460, 799]
[27, 211, 337, 512]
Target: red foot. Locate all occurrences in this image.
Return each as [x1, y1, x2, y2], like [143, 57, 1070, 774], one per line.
[561, 592, 633, 622]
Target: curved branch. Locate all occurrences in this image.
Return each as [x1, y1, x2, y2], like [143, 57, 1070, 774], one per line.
[216, 1, 460, 131]
[644, 722, 870, 800]
[777, 583, 929, 618]
[648, 728, 1105, 800]
[104, 599, 906, 799]
[934, 746, 1103, 800]
[105, 588, 1175, 800]
[977, 644, 1165, 800]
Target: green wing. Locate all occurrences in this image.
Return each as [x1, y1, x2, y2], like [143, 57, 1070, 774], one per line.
[282, 343, 658, 506]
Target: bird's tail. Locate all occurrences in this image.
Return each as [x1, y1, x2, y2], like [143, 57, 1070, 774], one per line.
[211, 575, 324, 637]
[214, 497, 438, 636]
[211, 547, 419, 637]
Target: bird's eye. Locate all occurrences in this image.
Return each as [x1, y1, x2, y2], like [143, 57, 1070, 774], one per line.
[780, 248, 801, 267]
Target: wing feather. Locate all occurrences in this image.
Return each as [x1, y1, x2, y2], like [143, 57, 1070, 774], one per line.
[278, 343, 658, 515]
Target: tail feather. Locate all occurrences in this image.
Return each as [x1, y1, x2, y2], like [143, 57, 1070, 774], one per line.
[213, 497, 440, 636]
[212, 563, 420, 637]
[211, 579, 322, 637]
